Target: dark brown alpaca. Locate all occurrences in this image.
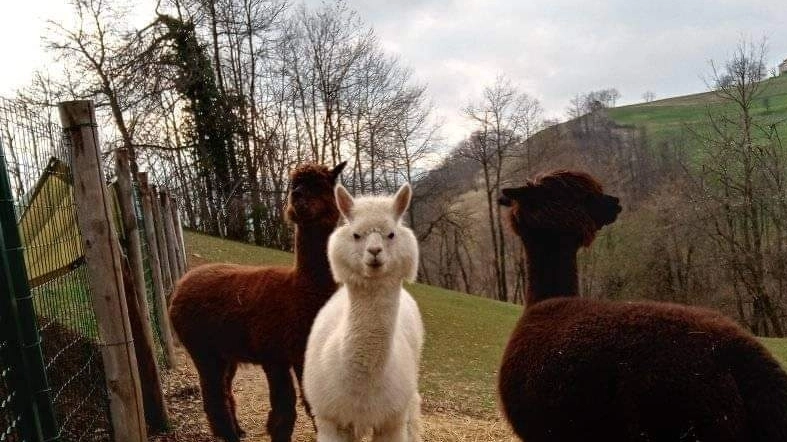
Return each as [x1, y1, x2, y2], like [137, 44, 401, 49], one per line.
[497, 170, 787, 442]
[169, 161, 346, 442]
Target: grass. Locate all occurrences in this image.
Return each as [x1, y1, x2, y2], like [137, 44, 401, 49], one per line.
[32, 265, 100, 340]
[182, 230, 787, 417]
[761, 338, 787, 369]
[607, 74, 787, 142]
[184, 230, 520, 417]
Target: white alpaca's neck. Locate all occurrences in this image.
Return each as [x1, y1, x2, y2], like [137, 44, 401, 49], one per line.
[341, 279, 402, 380]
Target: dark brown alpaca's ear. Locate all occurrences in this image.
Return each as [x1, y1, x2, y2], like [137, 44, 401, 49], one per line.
[588, 193, 622, 227]
[331, 161, 348, 183]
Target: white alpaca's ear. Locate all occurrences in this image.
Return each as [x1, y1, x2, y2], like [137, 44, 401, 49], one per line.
[392, 183, 412, 222]
[335, 184, 355, 221]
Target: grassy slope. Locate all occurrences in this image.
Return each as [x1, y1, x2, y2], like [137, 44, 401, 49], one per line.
[607, 74, 787, 140]
[184, 230, 787, 418]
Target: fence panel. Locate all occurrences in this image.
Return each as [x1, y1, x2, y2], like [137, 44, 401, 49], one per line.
[0, 98, 112, 441]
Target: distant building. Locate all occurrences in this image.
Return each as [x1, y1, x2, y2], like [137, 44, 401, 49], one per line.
[781, 59, 787, 75]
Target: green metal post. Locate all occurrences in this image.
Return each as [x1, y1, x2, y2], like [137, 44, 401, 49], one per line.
[0, 141, 59, 441]
[0, 225, 41, 442]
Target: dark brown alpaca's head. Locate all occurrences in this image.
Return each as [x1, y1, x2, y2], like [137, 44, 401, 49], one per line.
[286, 161, 347, 227]
[498, 170, 621, 247]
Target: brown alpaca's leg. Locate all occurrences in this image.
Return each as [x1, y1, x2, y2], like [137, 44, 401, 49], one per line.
[293, 361, 316, 432]
[263, 363, 297, 442]
[195, 356, 240, 442]
[224, 362, 245, 438]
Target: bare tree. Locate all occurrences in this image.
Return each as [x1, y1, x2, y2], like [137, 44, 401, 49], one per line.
[688, 38, 787, 336]
[47, 0, 167, 174]
[461, 75, 540, 301]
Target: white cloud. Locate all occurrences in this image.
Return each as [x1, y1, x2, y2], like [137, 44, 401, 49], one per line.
[317, 0, 787, 144]
[4, 0, 787, 145]
[0, 0, 155, 96]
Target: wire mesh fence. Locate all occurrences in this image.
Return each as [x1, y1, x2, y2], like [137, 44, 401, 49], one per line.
[0, 248, 28, 442]
[0, 97, 112, 442]
[0, 97, 185, 442]
[0, 349, 24, 442]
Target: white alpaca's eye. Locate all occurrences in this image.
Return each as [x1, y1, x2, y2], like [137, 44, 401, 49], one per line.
[388, 232, 395, 239]
[353, 233, 361, 240]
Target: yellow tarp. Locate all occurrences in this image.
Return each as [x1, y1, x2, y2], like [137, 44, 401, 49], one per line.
[18, 157, 84, 288]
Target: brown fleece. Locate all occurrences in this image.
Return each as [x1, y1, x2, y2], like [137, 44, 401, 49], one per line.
[169, 161, 346, 442]
[497, 170, 787, 442]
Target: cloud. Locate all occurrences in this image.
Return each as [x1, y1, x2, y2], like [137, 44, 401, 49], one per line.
[5, 0, 786, 146]
[306, 0, 787, 144]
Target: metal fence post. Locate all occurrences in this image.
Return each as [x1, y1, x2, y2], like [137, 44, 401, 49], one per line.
[58, 100, 147, 442]
[0, 137, 59, 442]
[0, 223, 43, 442]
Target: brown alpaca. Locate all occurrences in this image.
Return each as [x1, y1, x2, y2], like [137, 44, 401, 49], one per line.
[497, 170, 787, 442]
[169, 161, 346, 442]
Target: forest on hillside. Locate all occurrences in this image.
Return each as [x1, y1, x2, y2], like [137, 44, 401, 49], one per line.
[413, 42, 787, 337]
[11, 0, 787, 335]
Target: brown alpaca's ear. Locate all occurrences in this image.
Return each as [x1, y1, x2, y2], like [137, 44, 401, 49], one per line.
[392, 183, 412, 222]
[331, 161, 348, 183]
[588, 193, 622, 227]
[335, 184, 354, 221]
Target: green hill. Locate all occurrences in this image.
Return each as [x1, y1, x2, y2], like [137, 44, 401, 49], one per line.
[183, 230, 787, 418]
[607, 74, 787, 140]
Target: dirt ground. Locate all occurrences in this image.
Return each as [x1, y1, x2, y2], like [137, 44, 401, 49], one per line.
[151, 346, 517, 442]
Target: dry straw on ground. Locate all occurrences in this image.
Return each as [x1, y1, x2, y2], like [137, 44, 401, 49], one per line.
[152, 347, 516, 441]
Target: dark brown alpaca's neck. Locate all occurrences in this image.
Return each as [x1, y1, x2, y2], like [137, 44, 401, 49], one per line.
[294, 223, 335, 288]
[524, 233, 580, 306]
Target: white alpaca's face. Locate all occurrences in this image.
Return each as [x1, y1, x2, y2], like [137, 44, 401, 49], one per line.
[328, 184, 419, 283]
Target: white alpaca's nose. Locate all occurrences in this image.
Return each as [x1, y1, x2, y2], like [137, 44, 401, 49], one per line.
[367, 246, 382, 256]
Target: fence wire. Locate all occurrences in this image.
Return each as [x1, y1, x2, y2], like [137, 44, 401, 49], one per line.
[0, 97, 112, 442]
[0, 325, 24, 442]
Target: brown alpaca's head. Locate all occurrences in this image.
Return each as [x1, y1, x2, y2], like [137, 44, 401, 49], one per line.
[286, 161, 347, 227]
[498, 170, 621, 247]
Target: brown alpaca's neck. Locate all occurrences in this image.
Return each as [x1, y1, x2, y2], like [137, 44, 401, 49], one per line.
[293, 223, 335, 288]
[523, 233, 581, 306]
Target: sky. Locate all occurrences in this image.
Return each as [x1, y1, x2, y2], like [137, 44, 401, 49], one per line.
[3, 0, 787, 145]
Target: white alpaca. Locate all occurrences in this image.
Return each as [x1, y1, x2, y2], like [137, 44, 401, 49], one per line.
[304, 183, 424, 442]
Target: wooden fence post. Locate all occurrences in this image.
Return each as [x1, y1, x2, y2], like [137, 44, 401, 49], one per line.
[150, 185, 173, 295]
[115, 149, 169, 431]
[160, 189, 182, 281]
[58, 100, 147, 442]
[170, 197, 187, 273]
[137, 172, 177, 365]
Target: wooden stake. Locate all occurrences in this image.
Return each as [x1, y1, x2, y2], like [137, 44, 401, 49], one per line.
[137, 172, 177, 365]
[58, 100, 147, 442]
[150, 185, 173, 295]
[169, 197, 187, 273]
[115, 149, 169, 432]
[160, 189, 182, 281]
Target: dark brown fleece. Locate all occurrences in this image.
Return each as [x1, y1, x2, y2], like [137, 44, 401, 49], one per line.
[498, 170, 787, 442]
[169, 162, 346, 442]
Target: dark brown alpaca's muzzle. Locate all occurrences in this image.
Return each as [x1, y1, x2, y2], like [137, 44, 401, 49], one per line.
[594, 194, 622, 227]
